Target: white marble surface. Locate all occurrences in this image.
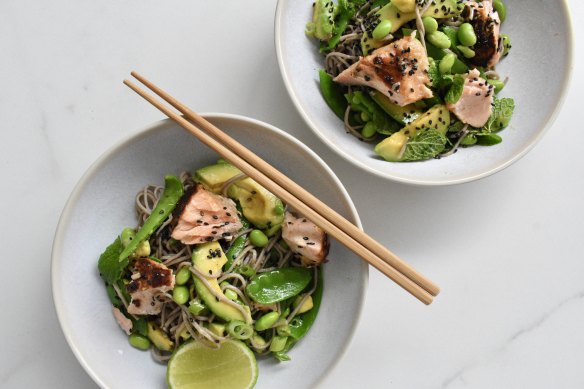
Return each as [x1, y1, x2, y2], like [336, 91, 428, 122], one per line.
[1, 1, 582, 388]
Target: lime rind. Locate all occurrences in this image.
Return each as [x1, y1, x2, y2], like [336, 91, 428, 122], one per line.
[167, 339, 258, 389]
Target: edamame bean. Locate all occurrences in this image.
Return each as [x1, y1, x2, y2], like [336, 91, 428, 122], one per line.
[501, 34, 511, 56]
[269, 335, 288, 352]
[225, 289, 238, 301]
[493, 0, 506, 23]
[276, 324, 292, 337]
[439, 53, 457, 75]
[175, 267, 191, 285]
[172, 286, 189, 305]
[361, 121, 377, 138]
[456, 45, 475, 58]
[249, 229, 268, 248]
[460, 133, 477, 146]
[372, 19, 393, 40]
[427, 31, 451, 49]
[129, 334, 151, 350]
[254, 311, 279, 331]
[457, 23, 477, 46]
[486, 79, 505, 94]
[188, 299, 207, 315]
[422, 17, 438, 35]
[360, 112, 370, 122]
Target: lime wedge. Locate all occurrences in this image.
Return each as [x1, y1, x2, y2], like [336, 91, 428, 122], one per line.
[167, 339, 258, 389]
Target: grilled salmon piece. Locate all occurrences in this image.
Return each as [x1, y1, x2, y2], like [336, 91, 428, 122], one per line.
[171, 184, 242, 245]
[282, 211, 329, 266]
[447, 69, 494, 128]
[112, 307, 133, 335]
[464, 0, 501, 68]
[334, 35, 433, 106]
[126, 258, 175, 315]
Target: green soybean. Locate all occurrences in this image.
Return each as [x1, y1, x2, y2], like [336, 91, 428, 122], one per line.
[172, 286, 189, 305]
[422, 17, 438, 35]
[188, 299, 207, 315]
[460, 133, 477, 146]
[493, 0, 506, 23]
[255, 311, 279, 331]
[249, 229, 268, 248]
[224, 289, 238, 301]
[129, 334, 151, 350]
[439, 53, 457, 75]
[274, 202, 285, 216]
[372, 19, 392, 40]
[457, 23, 477, 46]
[175, 267, 191, 285]
[487, 79, 505, 94]
[456, 45, 476, 58]
[269, 335, 288, 352]
[361, 121, 377, 138]
[427, 31, 451, 49]
[501, 34, 511, 56]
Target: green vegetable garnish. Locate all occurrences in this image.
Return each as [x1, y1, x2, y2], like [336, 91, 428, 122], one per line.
[445, 74, 466, 105]
[482, 97, 515, 133]
[98, 236, 127, 284]
[401, 129, 448, 161]
[246, 268, 312, 304]
[319, 69, 348, 119]
[119, 175, 183, 261]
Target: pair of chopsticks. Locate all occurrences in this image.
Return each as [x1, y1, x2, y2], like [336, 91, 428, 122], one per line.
[124, 72, 440, 305]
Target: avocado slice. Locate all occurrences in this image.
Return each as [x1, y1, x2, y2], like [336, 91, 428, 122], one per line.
[195, 162, 242, 194]
[193, 276, 252, 323]
[192, 241, 227, 278]
[370, 91, 423, 125]
[361, 0, 462, 54]
[195, 162, 285, 233]
[147, 322, 173, 351]
[375, 104, 450, 161]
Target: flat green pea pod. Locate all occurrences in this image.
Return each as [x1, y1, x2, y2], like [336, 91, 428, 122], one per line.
[476, 134, 503, 146]
[224, 234, 247, 270]
[319, 69, 348, 120]
[245, 268, 312, 304]
[288, 268, 323, 341]
[493, 0, 506, 23]
[427, 31, 451, 49]
[119, 175, 183, 261]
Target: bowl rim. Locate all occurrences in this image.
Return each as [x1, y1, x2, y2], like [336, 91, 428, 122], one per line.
[51, 113, 368, 388]
[274, 0, 575, 186]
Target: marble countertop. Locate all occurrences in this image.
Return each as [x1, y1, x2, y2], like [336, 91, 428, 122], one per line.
[1, 1, 582, 388]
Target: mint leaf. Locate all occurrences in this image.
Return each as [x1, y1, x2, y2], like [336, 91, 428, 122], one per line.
[98, 236, 128, 284]
[483, 97, 515, 133]
[445, 74, 465, 105]
[402, 129, 447, 161]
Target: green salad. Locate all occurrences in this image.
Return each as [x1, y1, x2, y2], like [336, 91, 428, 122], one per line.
[307, 0, 514, 161]
[97, 161, 329, 386]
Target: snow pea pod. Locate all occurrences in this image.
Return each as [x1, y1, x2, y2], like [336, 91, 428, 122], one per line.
[119, 175, 184, 261]
[319, 69, 348, 120]
[288, 267, 323, 341]
[246, 268, 312, 304]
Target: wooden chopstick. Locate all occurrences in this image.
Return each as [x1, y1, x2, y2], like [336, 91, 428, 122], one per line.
[124, 73, 439, 304]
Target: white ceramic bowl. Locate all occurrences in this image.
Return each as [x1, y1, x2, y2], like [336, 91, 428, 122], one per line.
[52, 114, 367, 388]
[275, 0, 573, 185]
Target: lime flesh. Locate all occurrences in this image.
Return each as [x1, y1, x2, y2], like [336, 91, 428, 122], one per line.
[167, 339, 258, 389]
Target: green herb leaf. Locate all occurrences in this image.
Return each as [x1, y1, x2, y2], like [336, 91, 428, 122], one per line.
[401, 129, 447, 161]
[106, 284, 122, 307]
[482, 97, 515, 133]
[445, 74, 465, 105]
[98, 236, 128, 284]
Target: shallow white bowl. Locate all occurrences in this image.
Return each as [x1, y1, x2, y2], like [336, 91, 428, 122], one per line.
[52, 114, 367, 388]
[275, 0, 573, 185]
